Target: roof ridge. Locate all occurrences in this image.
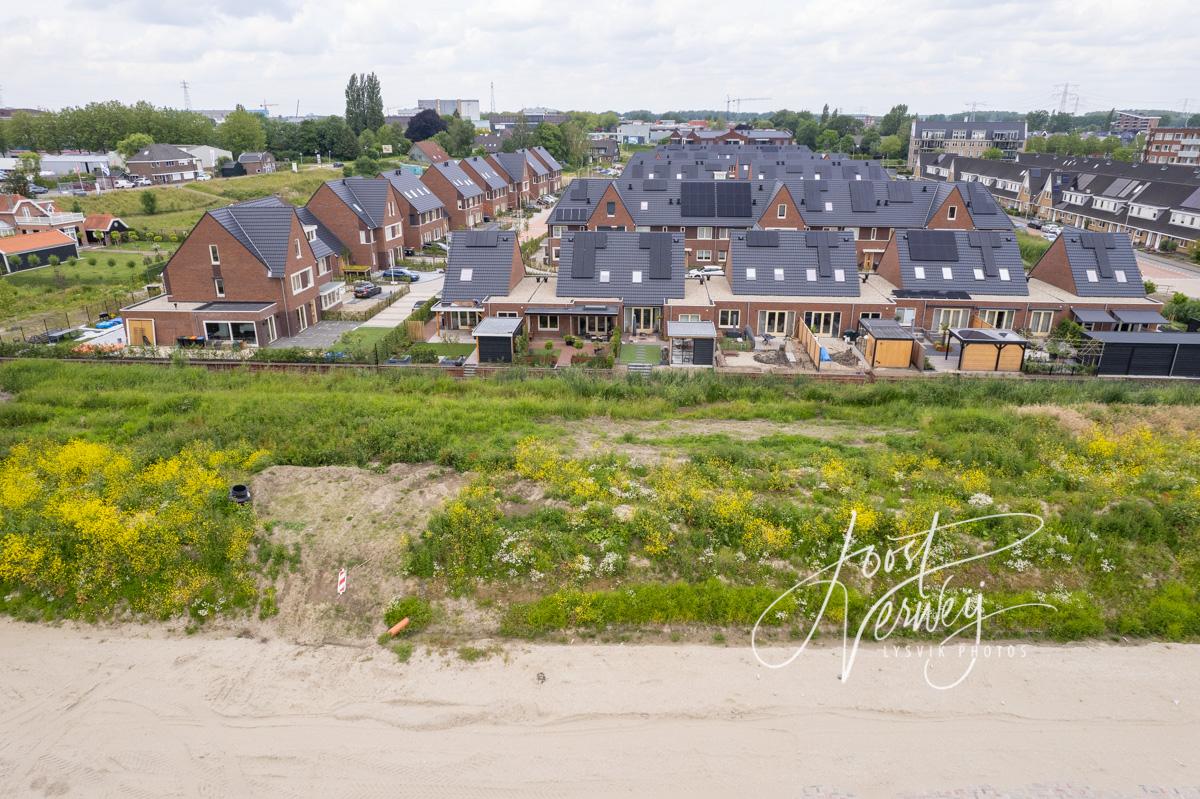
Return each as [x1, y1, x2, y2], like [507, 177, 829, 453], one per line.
[341, 179, 379, 227]
[220, 207, 274, 271]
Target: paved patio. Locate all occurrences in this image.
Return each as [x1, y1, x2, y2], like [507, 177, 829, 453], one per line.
[360, 273, 444, 328]
[267, 321, 358, 349]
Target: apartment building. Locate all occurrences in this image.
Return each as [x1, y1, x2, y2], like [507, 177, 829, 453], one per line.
[907, 120, 1026, 169]
[1145, 128, 1200, 166]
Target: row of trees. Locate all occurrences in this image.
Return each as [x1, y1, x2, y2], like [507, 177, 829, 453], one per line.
[765, 103, 912, 159]
[1024, 131, 1144, 161]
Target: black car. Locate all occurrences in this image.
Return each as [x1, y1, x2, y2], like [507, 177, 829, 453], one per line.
[353, 281, 382, 299]
[1025, 218, 1043, 230]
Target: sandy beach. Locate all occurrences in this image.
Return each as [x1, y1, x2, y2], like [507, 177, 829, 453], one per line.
[0, 621, 1196, 798]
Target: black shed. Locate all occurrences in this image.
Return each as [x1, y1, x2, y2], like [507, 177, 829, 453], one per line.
[473, 316, 524, 363]
[1086, 331, 1200, 378]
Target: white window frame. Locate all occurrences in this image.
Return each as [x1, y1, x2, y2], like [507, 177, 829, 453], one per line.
[537, 314, 559, 331]
[718, 309, 740, 328]
[290, 267, 313, 295]
[947, 205, 957, 221]
[214, 278, 225, 297]
[777, 203, 787, 219]
[1028, 309, 1054, 335]
[209, 244, 220, 265]
[696, 250, 712, 262]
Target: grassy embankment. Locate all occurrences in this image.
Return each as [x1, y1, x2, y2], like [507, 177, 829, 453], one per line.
[1, 362, 1198, 643]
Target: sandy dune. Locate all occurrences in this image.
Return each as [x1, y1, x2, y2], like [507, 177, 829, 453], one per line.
[1, 621, 1197, 798]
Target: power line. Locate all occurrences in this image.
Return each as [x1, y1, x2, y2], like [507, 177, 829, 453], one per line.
[180, 80, 191, 111]
[490, 81, 496, 114]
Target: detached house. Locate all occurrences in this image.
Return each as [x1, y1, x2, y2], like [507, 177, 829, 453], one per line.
[236, 151, 276, 175]
[305, 177, 406, 270]
[0, 193, 85, 241]
[381, 169, 449, 249]
[120, 197, 346, 347]
[420, 160, 484, 229]
[125, 144, 204, 183]
[0, 230, 79, 274]
[410, 139, 451, 165]
[457, 155, 510, 218]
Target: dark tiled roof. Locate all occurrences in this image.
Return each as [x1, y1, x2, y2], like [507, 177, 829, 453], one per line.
[320, 177, 390, 228]
[728, 230, 860, 297]
[491, 152, 528, 184]
[460, 156, 508, 191]
[557, 232, 686, 305]
[238, 151, 273, 163]
[381, 169, 445, 214]
[894, 229, 1028, 296]
[442, 230, 519, 303]
[209, 199, 304, 279]
[295, 206, 346, 261]
[550, 179, 611, 223]
[428, 160, 483, 199]
[126, 143, 199, 163]
[1049, 227, 1146, 297]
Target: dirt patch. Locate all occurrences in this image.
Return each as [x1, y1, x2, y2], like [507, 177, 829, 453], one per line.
[245, 463, 470, 645]
[1018, 403, 1200, 439]
[0, 391, 11, 403]
[568, 418, 903, 464]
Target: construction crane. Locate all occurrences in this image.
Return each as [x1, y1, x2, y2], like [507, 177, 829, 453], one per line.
[259, 100, 278, 115]
[725, 95, 770, 116]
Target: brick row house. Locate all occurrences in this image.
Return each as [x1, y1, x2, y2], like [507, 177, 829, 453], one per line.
[489, 151, 534, 206]
[457, 156, 510, 218]
[380, 169, 450, 249]
[120, 197, 347, 348]
[918, 152, 1200, 254]
[125, 143, 205, 183]
[420, 160, 484, 229]
[304, 177, 407, 269]
[529, 146, 564, 193]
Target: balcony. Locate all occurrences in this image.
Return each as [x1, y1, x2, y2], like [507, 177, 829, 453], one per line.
[13, 212, 85, 227]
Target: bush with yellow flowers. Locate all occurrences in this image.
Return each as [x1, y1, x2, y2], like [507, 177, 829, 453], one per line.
[0, 440, 262, 620]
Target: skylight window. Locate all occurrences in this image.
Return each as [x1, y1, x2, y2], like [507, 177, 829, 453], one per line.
[460, 268, 473, 281]
[824, 202, 833, 211]
[599, 270, 610, 283]
[632, 271, 642, 283]
[1086, 270, 1098, 282]
[941, 267, 953, 280]
[1114, 270, 1127, 283]
[640, 201, 648, 210]
[914, 266, 926, 279]
[774, 268, 785, 281]
[806, 268, 817, 281]
[746, 268, 757, 281]
[973, 268, 985, 280]
[834, 269, 845, 282]
[998, 269, 1010, 281]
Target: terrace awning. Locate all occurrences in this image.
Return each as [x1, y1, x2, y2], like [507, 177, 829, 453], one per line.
[666, 320, 717, 339]
[1112, 309, 1169, 325]
[524, 305, 619, 316]
[1072, 308, 1116, 324]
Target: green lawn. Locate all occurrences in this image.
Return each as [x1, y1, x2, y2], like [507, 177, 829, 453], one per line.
[620, 342, 659, 364]
[331, 326, 392, 359]
[1017, 229, 1051, 267]
[0, 259, 158, 329]
[424, 343, 476, 357]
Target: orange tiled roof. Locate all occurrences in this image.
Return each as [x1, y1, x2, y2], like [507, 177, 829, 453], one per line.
[0, 228, 76, 254]
[83, 214, 119, 231]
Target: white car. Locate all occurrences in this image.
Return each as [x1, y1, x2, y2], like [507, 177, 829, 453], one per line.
[134, 177, 152, 187]
[1041, 223, 1063, 241]
[112, 179, 134, 189]
[195, 172, 212, 181]
[687, 266, 725, 279]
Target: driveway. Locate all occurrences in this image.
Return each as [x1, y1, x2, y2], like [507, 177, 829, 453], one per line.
[267, 320, 358, 349]
[359, 272, 444, 328]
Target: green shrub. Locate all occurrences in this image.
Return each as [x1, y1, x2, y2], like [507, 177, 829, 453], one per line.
[384, 596, 433, 632]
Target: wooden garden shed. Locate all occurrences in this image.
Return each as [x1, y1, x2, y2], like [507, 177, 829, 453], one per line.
[945, 327, 1028, 372]
[859, 319, 921, 369]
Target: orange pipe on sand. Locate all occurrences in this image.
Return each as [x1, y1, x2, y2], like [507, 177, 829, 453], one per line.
[388, 617, 410, 636]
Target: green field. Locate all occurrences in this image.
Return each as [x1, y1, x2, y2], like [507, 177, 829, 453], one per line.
[0, 258, 160, 329]
[2, 361, 1199, 643]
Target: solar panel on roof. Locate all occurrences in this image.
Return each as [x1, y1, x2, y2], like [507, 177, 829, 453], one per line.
[569, 181, 588, 201]
[803, 181, 825, 210]
[465, 230, 499, 247]
[805, 231, 842, 277]
[680, 182, 716, 217]
[1080, 232, 1116, 277]
[570, 232, 608, 279]
[849, 181, 876, 213]
[643, 179, 667, 192]
[886, 182, 913, 203]
[907, 230, 959, 262]
[966, 230, 1003, 277]
[630, 165, 644, 178]
[716, 182, 752, 217]
[745, 230, 780, 248]
[639, 233, 673, 279]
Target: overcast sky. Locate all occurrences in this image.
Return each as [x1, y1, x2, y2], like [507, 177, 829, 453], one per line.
[3, 0, 1195, 117]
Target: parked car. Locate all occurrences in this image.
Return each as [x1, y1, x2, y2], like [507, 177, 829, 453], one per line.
[352, 281, 382, 299]
[112, 179, 135, 189]
[1041, 223, 1063, 241]
[134, 177, 152, 186]
[68, 188, 88, 196]
[687, 265, 725, 278]
[28, 184, 49, 195]
[1025, 218, 1043, 230]
[195, 172, 212, 181]
[332, 162, 344, 168]
[380, 267, 421, 282]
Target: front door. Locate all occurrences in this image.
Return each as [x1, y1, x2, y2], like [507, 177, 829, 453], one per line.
[632, 307, 656, 335]
[297, 304, 309, 331]
[979, 309, 1012, 329]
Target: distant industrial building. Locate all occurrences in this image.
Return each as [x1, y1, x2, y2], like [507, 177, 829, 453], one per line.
[418, 98, 481, 122]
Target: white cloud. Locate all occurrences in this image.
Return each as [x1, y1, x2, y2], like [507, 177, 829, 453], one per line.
[1, 0, 1193, 116]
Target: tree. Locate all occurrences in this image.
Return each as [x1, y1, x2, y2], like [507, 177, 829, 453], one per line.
[332, 123, 360, 160]
[1025, 110, 1050, 132]
[3, 169, 31, 197]
[819, 104, 830, 126]
[0, 119, 8, 155]
[216, 106, 266, 156]
[502, 113, 536, 152]
[437, 113, 477, 158]
[879, 135, 903, 159]
[140, 190, 158, 215]
[877, 104, 910, 137]
[982, 147, 1005, 159]
[815, 129, 839, 151]
[344, 72, 385, 135]
[836, 134, 856, 154]
[352, 154, 379, 177]
[533, 123, 567, 162]
[116, 132, 154, 158]
[344, 74, 362, 134]
[18, 152, 41, 176]
[405, 109, 447, 142]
